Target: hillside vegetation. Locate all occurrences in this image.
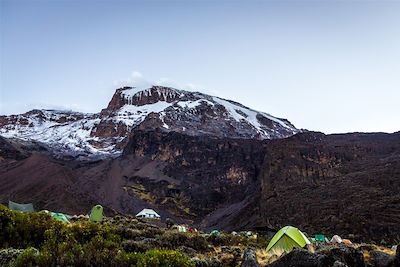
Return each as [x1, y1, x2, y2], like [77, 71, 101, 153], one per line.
[1, 205, 399, 267]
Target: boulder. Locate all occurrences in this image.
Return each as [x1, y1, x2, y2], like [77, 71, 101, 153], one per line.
[192, 257, 209, 267]
[332, 261, 348, 267]
[387, 245, 400, 267]
[320, 245, 364, 267]
[241, 248, 260, 267]
[207, 257, 224, 267]
[267, 249, 330, 267]
[368, 250, 393, 267]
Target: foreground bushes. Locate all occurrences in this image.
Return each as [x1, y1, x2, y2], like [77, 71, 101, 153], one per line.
[0, 205, 119, 244]
[12, 248, 194, 267]
[0, 205, 194, 266]
[0, 205, 59, 248]
[0, 204, 268, 266]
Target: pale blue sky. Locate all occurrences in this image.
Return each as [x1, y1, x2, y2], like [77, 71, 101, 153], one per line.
[1, 0, 399, 133]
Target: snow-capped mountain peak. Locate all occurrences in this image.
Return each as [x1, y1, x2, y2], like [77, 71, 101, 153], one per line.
[0, 85, 300, 157]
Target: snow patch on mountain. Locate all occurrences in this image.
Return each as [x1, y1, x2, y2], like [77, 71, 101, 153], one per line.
[176, 99, 214, 109]
[115, 101, 173, 126]
[212, 97, 296, 136]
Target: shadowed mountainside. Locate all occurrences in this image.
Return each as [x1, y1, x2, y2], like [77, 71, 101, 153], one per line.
[202, 132, 400, 244]
[0, 131, 399, 243]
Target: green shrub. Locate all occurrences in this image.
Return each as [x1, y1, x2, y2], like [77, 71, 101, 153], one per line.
[188, 234, 209, 251]
[160, 231, 208, 251]
[0, 205, 60, 248]
[137, 249, 194, 267]
[11, 247, 39, 267]
[165, 218, 175, 229]
[0, 248, 25, 266]
[116, 226, 143, 239]
[1, 205, 200, 267]
[114, 250, 141, 266]
[11, 235, 136, 266]
[11, 247, 193, 267]
[143, 226, 164, 238]
[122, 239, 160, 253]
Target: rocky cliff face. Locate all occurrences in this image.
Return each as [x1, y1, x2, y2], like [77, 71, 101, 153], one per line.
[0, 131, 399, 243]
[202, 132, 400, 243]
[0, 86, 300, 157]
[122, 129, 267, 218]
[122, 130, 400, 243]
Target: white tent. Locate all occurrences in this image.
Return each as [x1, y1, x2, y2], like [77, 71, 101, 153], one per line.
[330, 235, 343, 244]
[136, 208, 160, 219]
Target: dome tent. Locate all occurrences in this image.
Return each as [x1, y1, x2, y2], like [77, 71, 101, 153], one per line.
[136, 208, 160, 219]
[89, 205, 104, 222]
[50, 212, 70, 223]
[8, 200, 34, 212]
[266, 226, 311, 253]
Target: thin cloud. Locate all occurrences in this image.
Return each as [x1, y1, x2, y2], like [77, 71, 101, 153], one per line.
[114, 71, 209, 94]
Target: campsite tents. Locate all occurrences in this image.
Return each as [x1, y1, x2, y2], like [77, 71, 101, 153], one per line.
[89, 205, 104, 222]
[136, 208, 160, 219]
[266, 226, 311, 253]
[8, 200, 34, 212]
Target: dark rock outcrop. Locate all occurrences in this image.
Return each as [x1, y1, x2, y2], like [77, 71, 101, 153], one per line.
[332, 261, 347, 267]
[240, 248, 260, 267]
[320, 246, 365, 267]
[268, 246, 367, 267]
[267, 249, 330, 267]
[368, 250, 393, 267]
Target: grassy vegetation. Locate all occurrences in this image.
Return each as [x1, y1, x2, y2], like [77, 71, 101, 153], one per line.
[1, 205, 397, 266]
[0, 205, 267, 266]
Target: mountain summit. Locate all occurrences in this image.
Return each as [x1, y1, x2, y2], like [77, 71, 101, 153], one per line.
[0, 86, 300, 156]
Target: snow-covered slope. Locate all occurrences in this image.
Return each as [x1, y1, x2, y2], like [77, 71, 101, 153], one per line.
[0, 86, 300, 157]
[0, 110, 108, 157]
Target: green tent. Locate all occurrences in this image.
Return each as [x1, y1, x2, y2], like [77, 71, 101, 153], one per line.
[315, 234, 326, 243]
[50, 212, 70, 223]
[210, 230, 220, 236]
[8, 200, 34, 212]
[266, 226, 311, 253]
[89, 205, 104, 223]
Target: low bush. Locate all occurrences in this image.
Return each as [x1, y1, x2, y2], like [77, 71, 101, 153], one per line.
[137, 249, 194, 267]
[11, 247, 193, 267]
[122, 238, 161, 253]
[11, 247, 40, 267]
[116, 226, 143, 239]
[0, 205, 60, 248]
[160, 231, 208, 251]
